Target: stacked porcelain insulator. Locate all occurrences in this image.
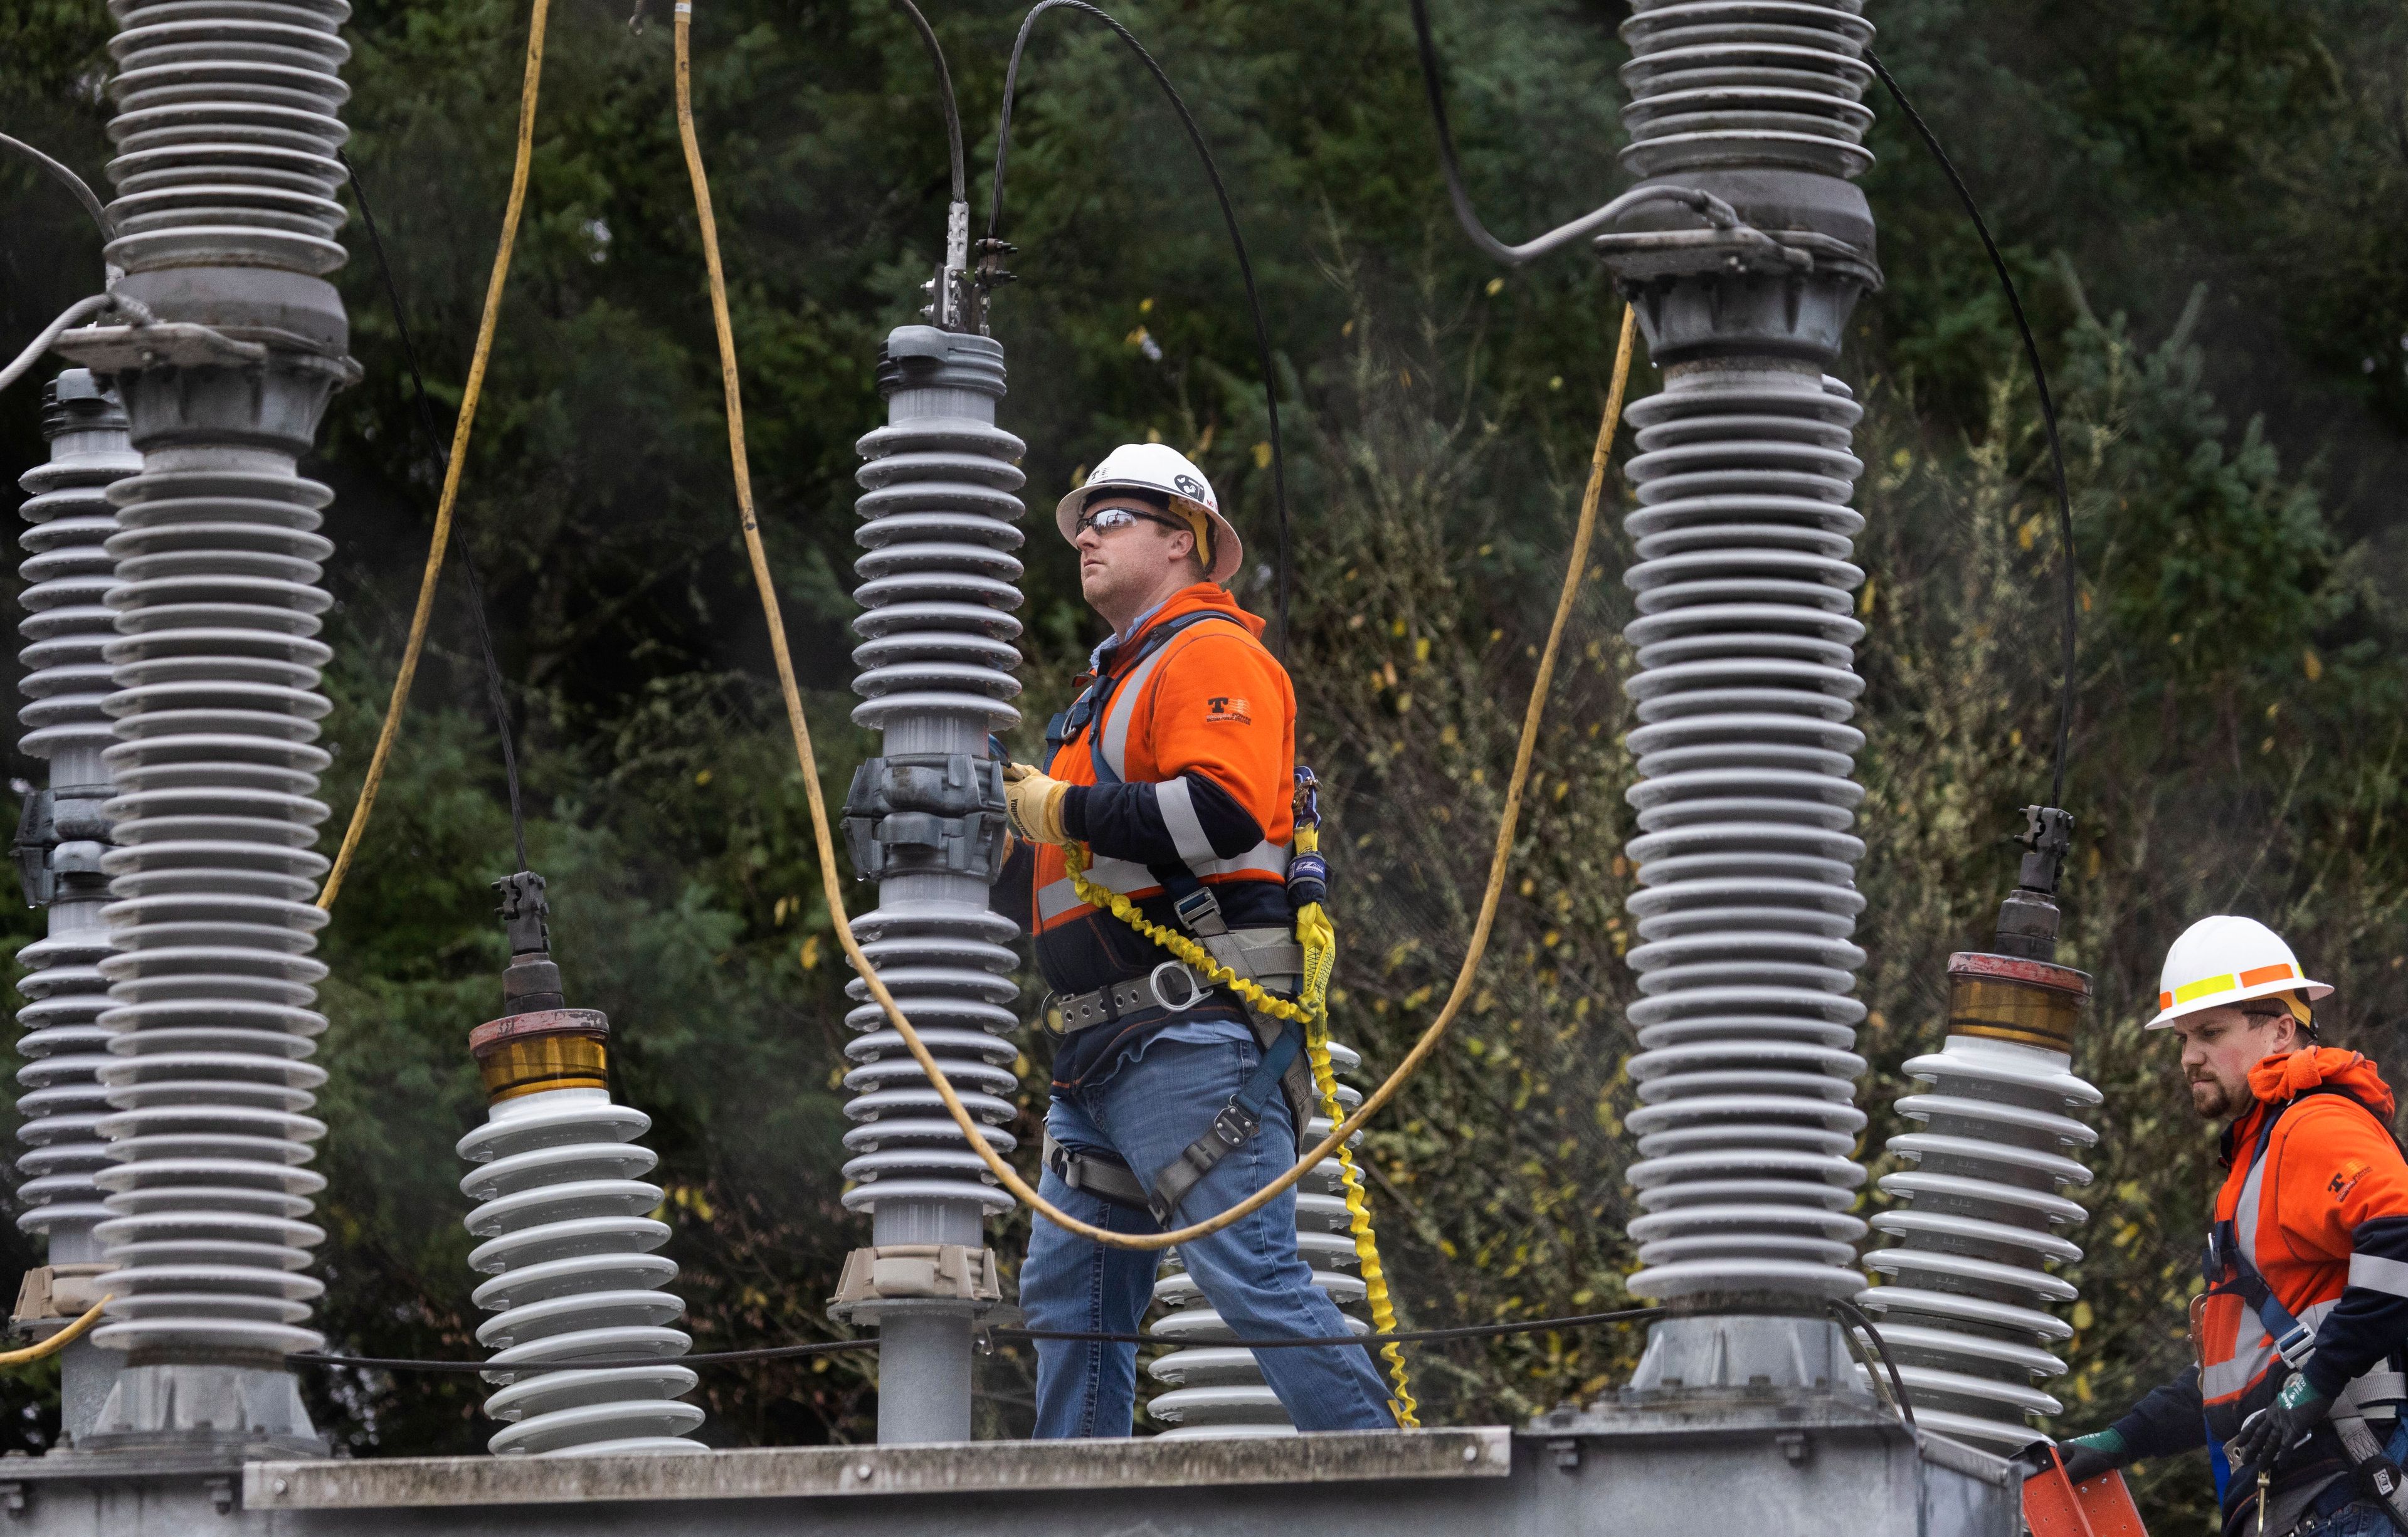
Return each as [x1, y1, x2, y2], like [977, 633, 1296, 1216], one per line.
[1620, 0, 1875, 183]
[87, 397, 340, 1361]
[1860, 1020, 2100, 1448]
[1146, 1038, 1370, 1437]
[1619, 368, 1874, 1303]
[841, 326, 1025, 1225]
[459, 1092, 706, 1455]
[14, 374, 140, 1260]
[103, 0, 352, 279]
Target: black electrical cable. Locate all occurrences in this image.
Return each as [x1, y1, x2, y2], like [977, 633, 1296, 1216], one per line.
[0, 131, 114, 245]
[986, 1, 1291, 655]
[341, 149, 530, 874]
[1405, 0, 1549, 266]
[294, 1338, 878, 1374]
[290, 1303, 1672, 1373]
[1866, 53, 2079, 813]
[1827, 1296, 1918, 1433]
[885, 0, 964, 206]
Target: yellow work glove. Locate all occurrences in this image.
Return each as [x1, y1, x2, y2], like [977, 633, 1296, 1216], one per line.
[1002, 763, 1072, 845]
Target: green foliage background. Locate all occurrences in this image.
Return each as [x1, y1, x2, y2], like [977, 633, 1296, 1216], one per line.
[3, 0, 2406, 1524]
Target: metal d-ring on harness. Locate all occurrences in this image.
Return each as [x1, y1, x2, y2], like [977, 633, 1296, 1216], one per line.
[2208, 1088, 2408, 1534]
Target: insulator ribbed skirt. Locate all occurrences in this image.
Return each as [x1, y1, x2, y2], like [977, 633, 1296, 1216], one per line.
[842, 330, 1025, 1218]
[1620, 365, 1872, 1303]
[1620, 0, 1876, 181]
[1146, 1042, 1370, 1437]
[14, 379, 141, 1243]
[459, 1089, 706, 1455]
[89, 441, 335, 1360]
[103, 0, 352, 276]
[1860, 1036, 2099, 1448]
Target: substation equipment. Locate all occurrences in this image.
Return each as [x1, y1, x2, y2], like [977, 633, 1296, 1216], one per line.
[0, 0, 2069, 1530]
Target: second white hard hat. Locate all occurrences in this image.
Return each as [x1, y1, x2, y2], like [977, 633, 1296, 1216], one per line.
[1055, 442, 1244, 585]
[2146, 914, 2332, 1029]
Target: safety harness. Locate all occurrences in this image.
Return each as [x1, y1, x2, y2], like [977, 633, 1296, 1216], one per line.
[2206, 1087, 2408, 1534]
[1035, 623, 1419, 1422]
[1040, 608, 1311, 1225]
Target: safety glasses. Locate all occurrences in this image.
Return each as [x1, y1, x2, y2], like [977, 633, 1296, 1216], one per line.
[1074, 504, 1184, 538]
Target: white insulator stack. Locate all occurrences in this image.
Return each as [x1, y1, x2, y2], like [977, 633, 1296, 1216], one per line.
[103, 0, 352, 280]
[840, 324, 1025, 1443]
[1619, 369, 1874, 1303]
[1620, 0, 1875, 184]
[459, 1091, 706, 1455]
[88, 415, 337, 1370]
[12, 373, 142, 1442]
[65, 0, 356, 1456]
[1859, 956, 2099, 1449]
[1145, 1040, 1370, 1437]
[14, 375, 140, 1251]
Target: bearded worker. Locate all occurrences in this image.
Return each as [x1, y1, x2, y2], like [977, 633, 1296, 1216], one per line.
[998, 442, 1397, 1438]
[2053, 917, 2408, 1537]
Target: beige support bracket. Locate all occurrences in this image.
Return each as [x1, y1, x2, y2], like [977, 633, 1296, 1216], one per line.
[12, 1263, 107, 1334]
[830, 1244, 1001, 1309]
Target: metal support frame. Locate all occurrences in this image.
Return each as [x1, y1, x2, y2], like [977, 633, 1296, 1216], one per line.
[0, 1417, 2017, 1535]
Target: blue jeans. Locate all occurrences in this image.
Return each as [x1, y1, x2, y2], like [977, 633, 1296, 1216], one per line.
[1021, 1032, 1399, 1437]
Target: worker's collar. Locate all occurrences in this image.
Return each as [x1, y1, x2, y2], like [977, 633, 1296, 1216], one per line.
[1089, 597, 1173, 672]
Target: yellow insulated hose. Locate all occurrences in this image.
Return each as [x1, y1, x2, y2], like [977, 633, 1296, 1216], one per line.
[315, 0, 553, 911]
[679, 0, 1636, 1258]
[0, 1296, 108, 1370]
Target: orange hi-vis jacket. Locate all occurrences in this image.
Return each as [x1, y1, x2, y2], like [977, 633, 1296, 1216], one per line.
[1032, 583, 1297, 1090]
[2110, 1048, 2408, 1529]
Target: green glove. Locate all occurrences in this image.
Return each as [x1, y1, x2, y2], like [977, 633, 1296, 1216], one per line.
[2058, 1427, 2128, 1484]
[2227, 1375, 2332, 1475]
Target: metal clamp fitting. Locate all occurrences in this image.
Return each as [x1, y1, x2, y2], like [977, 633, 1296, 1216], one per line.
[1208, 1100, 1261, 1149]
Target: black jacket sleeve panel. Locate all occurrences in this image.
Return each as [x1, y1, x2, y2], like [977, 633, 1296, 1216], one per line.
[2304, 1215, 2408, 1398]
[2112, 1364, 2208, 1460]
[1062, 771, 1265, 867]
[991, 837, 1033, 932]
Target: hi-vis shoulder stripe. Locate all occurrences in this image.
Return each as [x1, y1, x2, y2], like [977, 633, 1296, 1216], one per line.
[2160, 961, 2302, 1013]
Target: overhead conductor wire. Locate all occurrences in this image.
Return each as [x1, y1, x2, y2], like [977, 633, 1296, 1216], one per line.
[886, 0, 966, 205]
[986, 0, 1291, 652]
[316, 0, 554, 909]
[1866, 52, 2078, 806]
[678, 0, 1639, 1250]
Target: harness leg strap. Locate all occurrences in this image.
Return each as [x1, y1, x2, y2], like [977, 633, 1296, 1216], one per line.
[1042, 1133, 1153, 1215]
[1145, 1024, 1304, 1226]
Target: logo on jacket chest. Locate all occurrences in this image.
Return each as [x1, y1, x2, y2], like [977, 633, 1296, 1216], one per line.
[1203, 695, 1252, 724]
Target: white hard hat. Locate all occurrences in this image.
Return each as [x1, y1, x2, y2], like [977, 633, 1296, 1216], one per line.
[1055, 442, 1244, 585]
[2146, 914, 2332, 1029]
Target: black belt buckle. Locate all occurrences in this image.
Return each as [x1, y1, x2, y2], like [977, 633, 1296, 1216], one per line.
[1209, 1099, 1260, 1149]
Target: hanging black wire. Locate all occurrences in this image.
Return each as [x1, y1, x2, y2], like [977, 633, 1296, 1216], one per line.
[1405, 0, 1557, 263]
[986, 1, 1291, 655]
[341, 149, 529, 874]
[1866, 53, 2079, 811]
[1827, 1296, 1918, 1432]
[885, 0, 965, 206]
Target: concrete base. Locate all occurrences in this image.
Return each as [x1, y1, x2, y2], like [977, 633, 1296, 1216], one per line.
[0, 1409, 2015, 1535]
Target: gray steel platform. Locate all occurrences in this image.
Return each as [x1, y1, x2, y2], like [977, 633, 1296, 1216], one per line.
[0, 1402, 2017, 1536]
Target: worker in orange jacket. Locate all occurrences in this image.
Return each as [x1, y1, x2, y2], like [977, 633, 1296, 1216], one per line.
[2054, 917, 2408, 1537]
[999, 443, 1397, 1438]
